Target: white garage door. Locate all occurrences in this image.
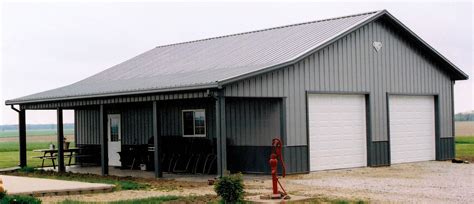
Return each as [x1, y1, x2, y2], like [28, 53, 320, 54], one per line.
[389, 95, 435, 164]
[308, 94, 367, 171]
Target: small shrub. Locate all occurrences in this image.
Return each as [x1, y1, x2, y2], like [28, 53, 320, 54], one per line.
[0, 191, 6, 200]
[214, 173, 244, 203]
[1, 194, 42, 204]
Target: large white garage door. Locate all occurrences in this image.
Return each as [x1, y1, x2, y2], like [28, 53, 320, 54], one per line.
[308, 94, 367, 171]
[389, 95, 435, 164]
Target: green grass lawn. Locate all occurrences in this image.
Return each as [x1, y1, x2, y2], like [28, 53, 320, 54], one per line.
[0, 151, 50, 168]
[0, 141, 76, 169]
[0, 129, 74, 138]
[455, 136, 474, 162]
[0, 142, 57, 152]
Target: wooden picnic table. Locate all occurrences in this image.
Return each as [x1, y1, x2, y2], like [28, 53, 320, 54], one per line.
[33, 148, 81, 169]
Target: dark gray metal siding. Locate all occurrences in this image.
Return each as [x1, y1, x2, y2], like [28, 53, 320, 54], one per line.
[369, 141, 390, 166]
[224, 19, 454, 145]
[225, 98, 282, 173]
[284, 146, 308, 173]
[75, 108, 100, 145]
[225, 98, 281, 146]
[121, 105, 153, 145]
[438, 138, 455, 160]
[75, 99, 216, 145]
[159, 99, 216, 138]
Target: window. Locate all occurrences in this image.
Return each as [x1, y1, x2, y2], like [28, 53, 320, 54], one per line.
[182, 109, 206, 137]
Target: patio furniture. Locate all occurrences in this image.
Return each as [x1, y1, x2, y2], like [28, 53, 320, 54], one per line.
[32, 148, 80, 169]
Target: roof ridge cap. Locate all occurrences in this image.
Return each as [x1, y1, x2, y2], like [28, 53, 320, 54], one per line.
[154, 10, 381, 49]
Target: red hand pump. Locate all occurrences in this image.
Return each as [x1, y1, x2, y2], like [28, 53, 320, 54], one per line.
[269, 138, 287, 198]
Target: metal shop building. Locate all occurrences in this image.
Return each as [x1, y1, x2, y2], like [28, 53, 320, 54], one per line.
[6, 10, 468, 177]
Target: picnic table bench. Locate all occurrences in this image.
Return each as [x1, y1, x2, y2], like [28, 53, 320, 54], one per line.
[33, 148, 81, 169]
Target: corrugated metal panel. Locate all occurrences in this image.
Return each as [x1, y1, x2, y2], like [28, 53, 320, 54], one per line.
[437, 138, 455, 160]
[224, 19, 454, 145]
[369, 141, 390, 166]
[121, 105, 153, 145]
[225, 98, 281, 146]
[159, 99, 216, 138]
[284, 146, 308, 173]
[75, 109, 100, 145]
[75, 99, 216, 145]
[227, 146, 273, 174]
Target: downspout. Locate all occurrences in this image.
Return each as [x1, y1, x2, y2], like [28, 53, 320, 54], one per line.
[10, 105, 20, 113]
[451, 80, 456, 158]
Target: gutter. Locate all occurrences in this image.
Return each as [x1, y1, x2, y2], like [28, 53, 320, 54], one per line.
[5, 83, 219, 105]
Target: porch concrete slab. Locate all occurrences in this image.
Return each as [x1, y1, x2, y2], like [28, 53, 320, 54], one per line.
[0, 175, 114, 196]
[61, 166, 216, 182]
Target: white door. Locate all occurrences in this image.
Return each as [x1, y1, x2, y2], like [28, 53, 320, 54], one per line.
[389, 95, 435, 164]
[308, 94, 367, 171]
[108, 114, 121, 166]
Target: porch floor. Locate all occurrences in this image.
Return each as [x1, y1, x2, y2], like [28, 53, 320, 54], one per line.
[42, 165, 217, 182]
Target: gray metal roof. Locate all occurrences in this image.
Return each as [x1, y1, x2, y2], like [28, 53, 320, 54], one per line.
[6, 10, 468, 105]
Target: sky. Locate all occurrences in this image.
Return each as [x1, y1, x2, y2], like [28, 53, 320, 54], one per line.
[0, 0, 473, 125]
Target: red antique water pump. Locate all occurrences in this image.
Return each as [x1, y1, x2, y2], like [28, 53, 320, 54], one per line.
[269, 138, 287, 199]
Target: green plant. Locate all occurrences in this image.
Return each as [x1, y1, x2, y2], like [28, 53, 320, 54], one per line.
[0, 194, 42, 204]
[0, 191, 6, 200]
[116, 180, 147, 190]
[214, 173, 244, 203]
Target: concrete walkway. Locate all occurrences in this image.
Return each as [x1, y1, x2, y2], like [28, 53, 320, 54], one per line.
[0, 175, 114, 196]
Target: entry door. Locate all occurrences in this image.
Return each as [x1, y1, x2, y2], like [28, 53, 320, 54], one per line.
[308, 94, 367, 171]
[389, 95, 435, 164]
[108, 114, 121, 166]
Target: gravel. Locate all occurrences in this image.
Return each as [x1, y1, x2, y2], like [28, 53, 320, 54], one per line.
[40, 161, 474, 203]
[287, 161, 474, 203]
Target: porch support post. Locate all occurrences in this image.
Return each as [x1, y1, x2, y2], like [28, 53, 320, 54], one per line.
[215, 90, 227, 177]
[18, 109, 27, 168]
[57, 108, 65, 172]
[100, 105, 109, 175]
[152, 101, 162, 178]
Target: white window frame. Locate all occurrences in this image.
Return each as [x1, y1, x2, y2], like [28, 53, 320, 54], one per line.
[182, 109, 206, 137]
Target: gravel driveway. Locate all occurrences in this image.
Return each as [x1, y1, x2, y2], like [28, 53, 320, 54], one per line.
[40, 161, 473, 203]
[283, 161, 473, 203]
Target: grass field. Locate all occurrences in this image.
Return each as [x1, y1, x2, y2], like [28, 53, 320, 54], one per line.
[0, 129, 74, 138]
[0, 141, 76, 169]
[455, 136, 474, 162]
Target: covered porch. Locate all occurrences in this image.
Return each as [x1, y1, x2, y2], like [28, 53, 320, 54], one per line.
[12, 89, 228, 178]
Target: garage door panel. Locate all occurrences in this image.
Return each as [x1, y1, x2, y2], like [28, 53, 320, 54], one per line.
[389, 95, 435, 164]
[308, 94, 367, 171]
